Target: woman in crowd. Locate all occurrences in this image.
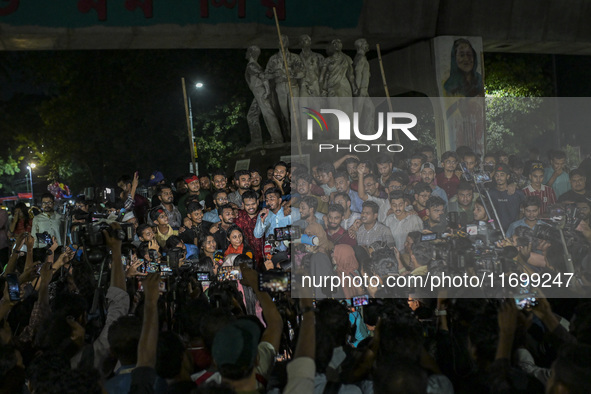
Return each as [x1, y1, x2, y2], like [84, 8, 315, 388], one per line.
[223, 224, 253, 260]
[199, 233, 219, 276]
[8, 202, 32, 238]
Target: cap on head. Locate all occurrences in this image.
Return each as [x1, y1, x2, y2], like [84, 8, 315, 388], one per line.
[147, 171, 164, 187]
[420, 162, 436, 172]
[495, 164, 508, 174]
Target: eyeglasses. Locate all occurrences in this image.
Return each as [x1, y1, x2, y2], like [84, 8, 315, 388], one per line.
[41, 201, 53, 206]
[531, 163, 544, 170]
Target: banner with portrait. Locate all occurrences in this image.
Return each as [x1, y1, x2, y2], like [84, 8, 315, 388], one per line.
[434, 36, 486, 156]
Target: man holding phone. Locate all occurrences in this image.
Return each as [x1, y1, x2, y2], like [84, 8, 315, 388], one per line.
[31, 192, 63, 248]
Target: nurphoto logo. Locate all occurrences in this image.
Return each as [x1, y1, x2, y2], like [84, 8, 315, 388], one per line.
[303, 107, 418, 153]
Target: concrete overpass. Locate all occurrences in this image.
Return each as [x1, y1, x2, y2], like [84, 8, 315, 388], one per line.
[1, 0, 591, 55]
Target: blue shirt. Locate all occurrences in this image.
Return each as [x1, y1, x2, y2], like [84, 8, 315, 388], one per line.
[506, 218, 544, 238]
[203, 208, 220, 223]
[254, 207, 291, 239]
[348, 189, 363, 213]
[431, 186, 449, 207]
[543, 168, 571, 199]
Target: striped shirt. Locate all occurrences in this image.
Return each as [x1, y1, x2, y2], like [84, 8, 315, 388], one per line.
[522, 185, 557, 214]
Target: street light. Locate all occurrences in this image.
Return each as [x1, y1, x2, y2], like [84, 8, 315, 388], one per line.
[26, 163, 36, 203]
[188, 82, 204, 173]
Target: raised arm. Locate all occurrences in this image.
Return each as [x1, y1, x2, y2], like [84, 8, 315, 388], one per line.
[240, 263, 282, 352]
[357, 163, 368, 201]
[104, 223, 126, 291]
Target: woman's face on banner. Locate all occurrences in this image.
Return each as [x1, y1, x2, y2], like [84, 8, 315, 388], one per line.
[456, 42, 474, 74]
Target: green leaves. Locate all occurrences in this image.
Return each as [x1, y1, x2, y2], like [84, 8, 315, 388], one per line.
[194, 98, 247, 171]
[484, 54, 554, 154]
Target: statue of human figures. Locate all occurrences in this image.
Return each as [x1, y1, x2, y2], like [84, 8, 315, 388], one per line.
[320, 39, 357, 118]
[265, 35, 305, 138]
[353, 38, 375, 133]
[245, 46, 283, 146]
[298, 34, 324, 97]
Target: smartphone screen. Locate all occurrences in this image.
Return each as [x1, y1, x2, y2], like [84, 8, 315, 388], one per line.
[159, 280, 167, 292]
[258, 271, 291, 292]
[196, 272, 210, 281]
[515, 293, 538, 310]
[421, 233, 437, 242]
[352, 295, 369, 306]
[217, 266, 242, 282]
[6, 274, 20, 302]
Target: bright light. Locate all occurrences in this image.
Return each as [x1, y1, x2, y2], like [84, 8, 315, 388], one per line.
[196, 82, 204, 88]
[29, 163, 36, 169]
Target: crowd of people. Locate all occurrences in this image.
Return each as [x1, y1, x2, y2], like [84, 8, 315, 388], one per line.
[0, 144, 590, 393]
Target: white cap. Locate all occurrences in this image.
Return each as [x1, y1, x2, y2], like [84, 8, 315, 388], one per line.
[122, 211, 136, 222]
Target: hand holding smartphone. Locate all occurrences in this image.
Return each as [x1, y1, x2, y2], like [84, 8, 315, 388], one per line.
[6, 273, 21, 302]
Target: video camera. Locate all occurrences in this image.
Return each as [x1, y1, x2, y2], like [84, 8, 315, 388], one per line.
[165, 247, 186, 269]
[534, 203, 590, 263]
[274, 225, 318, 246]
[460, 161, 491, 184]
[71, 220, 134, 247]
[420, 229, 507, 275]
[70, 214, 135, 264]
[539, 203, 585, 233]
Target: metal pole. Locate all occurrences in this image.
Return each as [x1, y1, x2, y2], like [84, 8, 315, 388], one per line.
[181, 78, 197, 174]
[28, 167, 34, 203]
[273, 7, 302, 158]
[376, 44, 400, 145]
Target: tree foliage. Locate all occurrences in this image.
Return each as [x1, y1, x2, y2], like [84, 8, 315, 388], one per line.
[484, 54, 555, 154]
[194, 98, 248, 173]
[0, 49, 251, 194]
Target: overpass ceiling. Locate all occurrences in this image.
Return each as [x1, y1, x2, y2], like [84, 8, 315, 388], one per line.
[1, 0, 591, 55]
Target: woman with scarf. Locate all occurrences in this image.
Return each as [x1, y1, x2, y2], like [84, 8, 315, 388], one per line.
[333, 244, 364, 298]
[223, 225, 254, 260]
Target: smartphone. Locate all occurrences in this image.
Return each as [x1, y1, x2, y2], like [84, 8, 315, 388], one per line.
[420, 233, 438, 242]
[474, 172, 491, 183]
[159, 280, 167, 292]
[217, 266, 242, 282]
[148, 250, 159, 263]
[196, 272, 210, 281]
[258, 271, 291, 292]
[160, 265, 173, 276]
[352, 295, 369, 307]
[201, 281, 211, 291]
[36, 232, 52, 246]
[515, 293, 538, 310]
[145, 263, 160, 274]
[6, 273, 20, 302]
[137, 259, 146, 274]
